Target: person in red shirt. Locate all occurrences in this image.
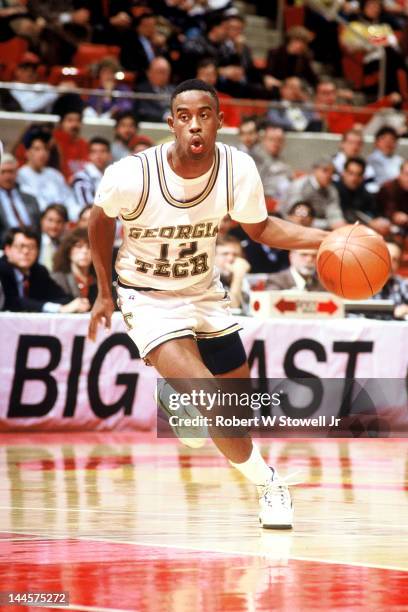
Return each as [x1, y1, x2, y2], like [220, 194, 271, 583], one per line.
[53, 109, 89, 182]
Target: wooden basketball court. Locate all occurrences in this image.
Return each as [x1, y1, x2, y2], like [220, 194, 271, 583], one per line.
[0, 432, 407, 611]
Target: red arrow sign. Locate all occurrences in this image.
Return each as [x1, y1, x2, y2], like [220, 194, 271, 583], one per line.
[317, 300, 338, 314]
[276, 299, 297, 313]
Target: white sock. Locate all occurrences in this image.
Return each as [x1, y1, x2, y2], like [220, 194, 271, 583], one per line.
[229, 443, 273, 486]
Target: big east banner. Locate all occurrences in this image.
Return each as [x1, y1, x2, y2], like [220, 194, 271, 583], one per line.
[0, 313, 407, 431]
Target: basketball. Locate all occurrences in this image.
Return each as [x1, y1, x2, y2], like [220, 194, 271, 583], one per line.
[317, 224, 391, 300]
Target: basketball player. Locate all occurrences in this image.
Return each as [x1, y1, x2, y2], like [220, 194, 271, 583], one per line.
[88, 80, 328, 529]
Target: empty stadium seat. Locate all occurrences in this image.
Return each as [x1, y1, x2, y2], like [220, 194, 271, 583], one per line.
[72, 43, 120, 68]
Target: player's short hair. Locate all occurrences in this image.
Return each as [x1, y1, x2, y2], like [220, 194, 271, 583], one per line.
[89, 136, 111, 151]
[171, 79, 219, 113]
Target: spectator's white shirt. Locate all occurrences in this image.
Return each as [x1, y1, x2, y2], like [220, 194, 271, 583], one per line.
[10, 84, 58, 113]
[17, 165, 77, 219]
[367, 149, 403, 187]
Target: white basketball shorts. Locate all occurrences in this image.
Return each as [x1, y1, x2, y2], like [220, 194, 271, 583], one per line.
[116, 277, 242, 359]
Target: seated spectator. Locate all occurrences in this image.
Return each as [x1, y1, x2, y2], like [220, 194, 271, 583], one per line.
[266, 249, 325, 291]
[377, 159, 408, 232]
[195, 58, 240, 127]
[180, 15, 228, 80]
[266, 77, 322, 133]
[111, 111, 139, 162]
[216, 54, 275, 100]
[120, 13, 168, 75]
[0, 1, 33, 44]
[280, 157, 346, 229]
[132, 135, 154, 154]
[72, 137, 112, 209]
[237, 116, 259, 156]
[242, 202, 315, 275]
[52, 227, 97, 304]
[335, 157, 390, 234]
[53, 105, 89, 183]
[265, 26, 318, 88]
[341, 0, 408, 98]
[332, 129, 377, 193]
[215, 235, 250, 311]
[0, 153, 40, 246]
[133, 57, 174, 123]
[77, 204, 92, 229]
[220, 15, 261, 85]
[314, 79, 399, 135]
[39, 203, 68, 271]
[0, 227, 90, 313]
[373, 240, 408, 319]
[367, 126, 404, 187]
[17, 130, 77, 219]
[0, 52, 59, 113]
[28, 0, 105, 64]
[286, 201, 316, 227]
[85, 58, 133, 118]
[96, 4, 132, 47]
[250, 125, 292, 202]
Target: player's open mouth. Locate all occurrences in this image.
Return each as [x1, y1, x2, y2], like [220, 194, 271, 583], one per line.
[190, 137, 204, 154]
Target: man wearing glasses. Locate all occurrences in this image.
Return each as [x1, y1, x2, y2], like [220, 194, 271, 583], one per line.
[0, 228, 90, 313]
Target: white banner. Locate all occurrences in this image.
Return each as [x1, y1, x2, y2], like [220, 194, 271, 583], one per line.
[0, 313, 407, 431]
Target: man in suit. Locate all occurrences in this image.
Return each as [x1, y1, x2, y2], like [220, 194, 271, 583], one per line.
[266, 249, 325, 291]
[0, 153, 41, 246]
[133, 57, 175, 123]
[0, 227, 91, 313]
[120, 13, 166, 75]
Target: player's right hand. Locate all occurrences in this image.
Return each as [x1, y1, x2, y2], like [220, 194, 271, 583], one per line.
[88, 295, 115, 342]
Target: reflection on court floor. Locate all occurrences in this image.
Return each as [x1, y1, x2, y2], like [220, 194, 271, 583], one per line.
[0, 433, 407, 611]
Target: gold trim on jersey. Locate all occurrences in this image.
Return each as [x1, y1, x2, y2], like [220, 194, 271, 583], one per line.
[121, 153, 150, 221]
[155, 144, 220, 208]
[224, 144, 234, 214]
[143, 328, 195, 355]
[195, 323, 242, 339]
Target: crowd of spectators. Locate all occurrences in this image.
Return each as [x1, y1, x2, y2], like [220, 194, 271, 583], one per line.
[0, 0, 407, 319]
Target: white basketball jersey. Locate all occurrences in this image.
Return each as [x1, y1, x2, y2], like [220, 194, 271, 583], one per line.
[95, 141, 267, 290]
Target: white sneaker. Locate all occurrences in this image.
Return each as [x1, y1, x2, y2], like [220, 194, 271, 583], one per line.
[258, 470, 294, 530]
[155, 382, 208, 449]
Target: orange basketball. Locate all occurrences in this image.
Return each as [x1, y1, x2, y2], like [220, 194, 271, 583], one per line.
[316, 224, 391, 300]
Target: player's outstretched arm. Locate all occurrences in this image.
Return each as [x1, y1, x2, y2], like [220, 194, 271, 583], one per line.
[88, 205, 116, 341]
[241, 216, 329, 251]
